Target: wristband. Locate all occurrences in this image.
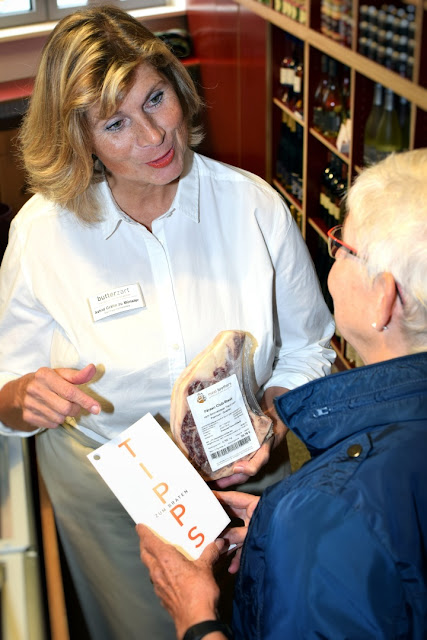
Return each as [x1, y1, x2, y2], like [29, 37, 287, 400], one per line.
[183, 620, 233, 640]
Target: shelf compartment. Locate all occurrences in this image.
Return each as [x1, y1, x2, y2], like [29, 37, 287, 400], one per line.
[273, 178, 303, 209]
[309, 126, 350, 161]
[273, 96, 305, 125]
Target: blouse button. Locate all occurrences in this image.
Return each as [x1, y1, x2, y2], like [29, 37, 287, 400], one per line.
[347, 443, 363, 458]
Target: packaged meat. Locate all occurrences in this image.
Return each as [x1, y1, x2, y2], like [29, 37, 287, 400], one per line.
[170, 330, 273, 480]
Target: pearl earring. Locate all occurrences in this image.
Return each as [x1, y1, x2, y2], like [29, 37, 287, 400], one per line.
[372, 322, 388, 331]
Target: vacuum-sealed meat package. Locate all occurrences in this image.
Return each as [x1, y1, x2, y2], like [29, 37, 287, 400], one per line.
[170, 330, 273, 480]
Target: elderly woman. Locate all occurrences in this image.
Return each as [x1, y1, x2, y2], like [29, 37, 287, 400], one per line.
[138, 148, 427, 640]
[0, 5, 335, 639]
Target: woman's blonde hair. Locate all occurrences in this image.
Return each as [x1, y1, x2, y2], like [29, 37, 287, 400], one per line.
[19, 5, 204, 222]
[346, 148, 427, 354]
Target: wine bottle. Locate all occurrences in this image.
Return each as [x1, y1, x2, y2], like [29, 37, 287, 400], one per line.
[279, 43, 296, 104]
[319, 153, 332, 227]
[329, 156, 341, 225]
[333, 159, 348, 224]
[288, 115, 298, 193]
[363, 82, 383, 166]
[291, 122, 303, 202]
[289, 44, 304, 115]
[398, 95, 410, 150]
[375, 88, 402, 161]
[279, 52, 294, 102]
[320, 154, 337, 229]
[313, 54, 329, 131]
[321, 58, 343, 140]
[321, 0, 332, 38]
[341, 64, 351, 122]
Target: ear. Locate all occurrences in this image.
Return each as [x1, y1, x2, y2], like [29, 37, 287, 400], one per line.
[372, 272, 398, 330]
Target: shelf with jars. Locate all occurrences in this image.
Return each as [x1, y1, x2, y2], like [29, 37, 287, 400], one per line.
[235, 0, 426, 368]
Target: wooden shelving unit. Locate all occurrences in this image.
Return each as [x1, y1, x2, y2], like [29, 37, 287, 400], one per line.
[235, 0, 426, 368]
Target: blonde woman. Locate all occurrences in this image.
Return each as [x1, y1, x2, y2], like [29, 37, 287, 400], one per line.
[0, 5, 334, 639]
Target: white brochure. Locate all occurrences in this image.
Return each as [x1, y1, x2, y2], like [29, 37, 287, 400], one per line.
[87, 413, 230, 559]
[186, 374, 260, 472]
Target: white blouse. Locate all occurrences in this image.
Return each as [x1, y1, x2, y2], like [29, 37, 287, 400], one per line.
[0, 151, 335, 442]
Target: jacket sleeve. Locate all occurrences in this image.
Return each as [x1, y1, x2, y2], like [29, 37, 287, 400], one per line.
[261, 487, 407, 639]
[259, 194, 335, 391]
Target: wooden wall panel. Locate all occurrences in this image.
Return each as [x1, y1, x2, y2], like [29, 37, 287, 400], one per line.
[187, 0, 267, 177]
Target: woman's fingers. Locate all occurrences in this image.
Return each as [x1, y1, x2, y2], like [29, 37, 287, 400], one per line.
[18, 365, 100, 429]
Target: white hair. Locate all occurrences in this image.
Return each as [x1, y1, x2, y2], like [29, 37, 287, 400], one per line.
[346, 148, 427, 354]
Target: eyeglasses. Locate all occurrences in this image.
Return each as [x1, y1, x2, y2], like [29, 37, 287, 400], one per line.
[327, 225, 358, 259]
[326, 225, 405, 306]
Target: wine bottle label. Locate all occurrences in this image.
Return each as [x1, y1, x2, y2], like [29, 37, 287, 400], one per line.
[293, 76, 302, 92]
[280, 68, 294, 85]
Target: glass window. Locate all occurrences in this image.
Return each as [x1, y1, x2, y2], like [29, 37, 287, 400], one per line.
[0, 0, 32, 12]
[0, 0, 47, 27]
[0, 0, 165, 28]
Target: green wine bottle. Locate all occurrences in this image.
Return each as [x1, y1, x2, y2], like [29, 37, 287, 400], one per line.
[363, 83, 383, 166]
[398, 95, 410, 150]
[375, 88, 402, 161]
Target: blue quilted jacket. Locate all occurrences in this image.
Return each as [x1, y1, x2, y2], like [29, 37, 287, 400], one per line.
[232, 353, 427, 639]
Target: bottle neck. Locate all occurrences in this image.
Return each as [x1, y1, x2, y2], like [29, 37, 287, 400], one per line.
[384, 89, 395, 111]
[373, 83, 383, 107]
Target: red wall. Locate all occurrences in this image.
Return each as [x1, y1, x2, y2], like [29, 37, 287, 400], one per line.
[187, 0, 267, 178]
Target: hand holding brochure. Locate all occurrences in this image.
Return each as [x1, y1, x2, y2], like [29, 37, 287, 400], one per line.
[87, 413, 230, 559]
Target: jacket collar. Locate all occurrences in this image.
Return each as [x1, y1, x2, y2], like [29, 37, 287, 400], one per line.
[97, 149, 199, 240]
[275, 353, 427, 456]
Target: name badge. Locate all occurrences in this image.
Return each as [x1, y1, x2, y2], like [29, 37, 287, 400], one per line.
[88, 284, 145, 321]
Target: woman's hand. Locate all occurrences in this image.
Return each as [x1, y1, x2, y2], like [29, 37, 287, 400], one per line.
[0, 363, 100, 431]
[213, 437, 275, 488]
[137, 524, 224, 639]
[213, 386, 289, 488]
[215, 490, 260, 573]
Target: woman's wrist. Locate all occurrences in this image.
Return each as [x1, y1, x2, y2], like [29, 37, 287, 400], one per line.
[175, 605, 218, 639]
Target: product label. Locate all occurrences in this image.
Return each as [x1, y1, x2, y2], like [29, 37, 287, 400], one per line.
[88, 284, 145, 321]
[186, 374, 260, 472]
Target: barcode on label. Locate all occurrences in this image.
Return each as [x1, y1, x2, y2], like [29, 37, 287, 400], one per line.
[211, 436, 251, 460]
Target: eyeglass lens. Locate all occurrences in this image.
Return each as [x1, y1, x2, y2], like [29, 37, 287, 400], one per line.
[328, 226, 342, 258]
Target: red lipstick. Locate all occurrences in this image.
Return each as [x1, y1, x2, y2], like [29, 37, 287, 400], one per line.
[147, 147, 175, 169]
